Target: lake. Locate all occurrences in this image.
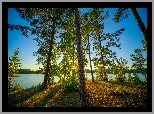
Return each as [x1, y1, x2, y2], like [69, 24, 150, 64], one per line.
[11, 73, 147, 89]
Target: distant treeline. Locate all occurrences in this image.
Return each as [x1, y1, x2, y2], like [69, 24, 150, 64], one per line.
[17, 68, 147, 74]
[85, 69, 147, 74]
[17, 69, 42, 74]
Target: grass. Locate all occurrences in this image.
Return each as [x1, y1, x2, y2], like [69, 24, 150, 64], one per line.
[8, 80, 147, 107]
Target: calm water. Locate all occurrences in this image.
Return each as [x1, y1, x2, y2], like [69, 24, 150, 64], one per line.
[11, 73, 146, 88]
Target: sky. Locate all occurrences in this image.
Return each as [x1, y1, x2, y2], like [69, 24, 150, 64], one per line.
[8, 8, 147, 71]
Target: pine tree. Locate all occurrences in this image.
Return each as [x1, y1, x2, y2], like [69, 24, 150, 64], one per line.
[74, 8, 88, 107]
[8, 8, 66, 89]
[113, 8, 147, 41]
[8, 48, 22, 91]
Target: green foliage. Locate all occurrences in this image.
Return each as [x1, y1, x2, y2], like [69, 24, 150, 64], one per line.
[12, 83, 22, 91]
[141, 39, 147, 51]
[90, 9, 125, 82]
[115, 74, 126, 83]
[124, 73, 144, 85]
[113, 8, 130, 23]
[108, 78, 114, 83]
[124, 73, 134, 83]
[109, 57, 129, 83]
[8, 77, 14, 91]
[8, 24, 31, 38]
[8, 48, 21, 91]
[9, 8, 69, 88]
[8, 48, 22, 77]
[95, 66, 108, 82]
[130, 39, 147, 82]
[61, 76, 79, 93]
[108, 76, 125, 83]
[113, 8, 147, 81]
[132, 73, 144, 85]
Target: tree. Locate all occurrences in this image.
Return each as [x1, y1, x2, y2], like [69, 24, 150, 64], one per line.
[41, 8, 56, 89]
[113, 8, 147, 41]
[57, 9, 79, 83]
[74, 8, 88, 107]
[80, 9, 96, 82]
[113, 8, 147, 82]
[8, 8, 66, 89]
[110, 57, 129, 82]
[130, 8, 147, 41]
[87, 36, 94, 82]
[89, 9, 125, 82]
[8, 48, 22, 91]
[130, 48, 147, 80]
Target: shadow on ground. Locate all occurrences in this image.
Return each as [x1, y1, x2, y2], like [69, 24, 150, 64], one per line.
[8, 86, 43, 107]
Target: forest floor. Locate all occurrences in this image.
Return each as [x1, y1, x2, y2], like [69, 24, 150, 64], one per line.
[8, 80, 147, 107]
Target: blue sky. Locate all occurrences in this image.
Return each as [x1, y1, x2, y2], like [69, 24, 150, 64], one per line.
[8, 8, 147, 71]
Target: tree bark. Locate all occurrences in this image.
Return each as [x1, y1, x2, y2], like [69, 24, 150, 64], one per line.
[74, 8, 88, 107]
[130, 8, 147, 41]
[43, 10, 56, 89]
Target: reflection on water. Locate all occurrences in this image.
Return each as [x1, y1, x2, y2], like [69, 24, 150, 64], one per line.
[12, 73, 146, 88]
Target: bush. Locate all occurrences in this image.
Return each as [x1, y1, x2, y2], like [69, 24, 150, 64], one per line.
[116, 76, 125, 83]
[96, 75, 108, 82]
[124, 73, 133, 83]
[61, 76, 79, 93]
[133, 73, 144, 85]
[112, 74, 126, 83]
[12, 83, 22, 91]
[8, 78, 21, 91]
[108, 78, 119, 84]
[124, 73, 144, 85]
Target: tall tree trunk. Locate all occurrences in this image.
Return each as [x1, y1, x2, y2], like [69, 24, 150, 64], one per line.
[74, 8, 88, 107]
[87, 36, 94, 82]
[43, 11, 56, 89]
[130, 8, 147, 41]
[99, 39, 108, 82]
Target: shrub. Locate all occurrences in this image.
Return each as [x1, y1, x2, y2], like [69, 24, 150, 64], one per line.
[124, 73, 133, 83]
[133, 73, 144, 85]
[124, 73, 144, 85]
[95, 75, 108, 82]
[61, 76, 79, 93]
[113, 74, 126, 83]
[12, 83, 22, 91]
[108, 78, 114, 82]
[8, 78, 20, 91]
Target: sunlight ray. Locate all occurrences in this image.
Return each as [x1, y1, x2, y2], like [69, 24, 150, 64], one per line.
[16, 84, 59, 107]
[45, 89, 63, 107]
